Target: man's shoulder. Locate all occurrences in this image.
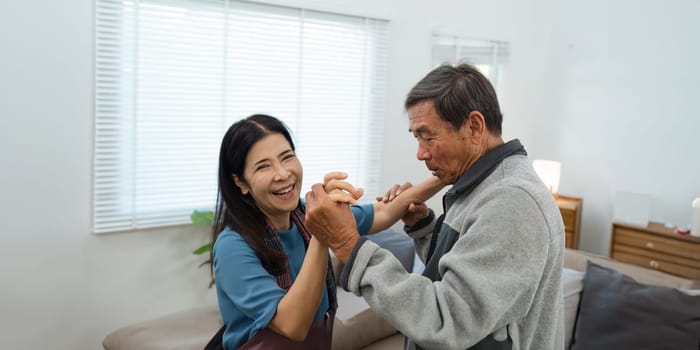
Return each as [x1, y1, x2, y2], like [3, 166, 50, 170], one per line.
[494, 157, 555, 202]
[450, 176, 559, 229]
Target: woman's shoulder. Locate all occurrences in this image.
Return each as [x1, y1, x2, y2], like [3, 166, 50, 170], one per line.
[213, 227, 249, 252]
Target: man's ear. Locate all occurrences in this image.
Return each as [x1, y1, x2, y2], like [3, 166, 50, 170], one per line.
[464, 111, 486, 144]
[233, 174, 249, 195]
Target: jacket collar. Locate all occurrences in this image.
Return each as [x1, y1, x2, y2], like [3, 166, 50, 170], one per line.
[444, 139, 527, 210]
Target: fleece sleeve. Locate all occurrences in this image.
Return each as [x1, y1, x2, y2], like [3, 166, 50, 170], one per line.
[340, 186, 552, 350]
[403, 209, 437, 264]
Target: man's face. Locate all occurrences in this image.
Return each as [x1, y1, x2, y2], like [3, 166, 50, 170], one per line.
[408, 101, 475, 185]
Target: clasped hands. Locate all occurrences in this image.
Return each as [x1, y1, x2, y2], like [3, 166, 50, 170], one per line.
[304, 172, 363, 263]
[305, 172, 429, 263]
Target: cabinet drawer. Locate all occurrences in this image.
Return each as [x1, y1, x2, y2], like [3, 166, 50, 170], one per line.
[612, 251, 700, 280]
[614, 228, 700, 260]
[560, 209, 576, 229]
[612, 244, 700, 269]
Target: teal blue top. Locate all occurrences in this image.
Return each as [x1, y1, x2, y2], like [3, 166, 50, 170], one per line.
[213, 203, 374, 349]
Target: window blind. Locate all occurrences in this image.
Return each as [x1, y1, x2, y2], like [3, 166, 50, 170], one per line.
[94, 0, 388, 233]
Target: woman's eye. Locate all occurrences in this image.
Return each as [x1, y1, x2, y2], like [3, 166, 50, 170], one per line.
[282, 153, 296, 161]
[256, 164, 270, 171]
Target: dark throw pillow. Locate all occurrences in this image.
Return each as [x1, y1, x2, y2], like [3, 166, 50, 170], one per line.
[571, 261, 700, 350]
[366, 229, 415, 272]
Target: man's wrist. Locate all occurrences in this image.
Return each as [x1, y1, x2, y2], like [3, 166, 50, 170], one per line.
[332, 234, 360, 263]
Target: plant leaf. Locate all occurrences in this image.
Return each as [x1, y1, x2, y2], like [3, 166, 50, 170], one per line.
[192, 242, 212, 255]
[191, 210, 214, 226]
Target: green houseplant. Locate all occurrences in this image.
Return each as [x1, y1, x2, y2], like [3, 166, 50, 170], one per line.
[191, 209, 215, 287]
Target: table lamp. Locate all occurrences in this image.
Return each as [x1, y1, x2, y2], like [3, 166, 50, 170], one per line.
[533, 160, 561, 196]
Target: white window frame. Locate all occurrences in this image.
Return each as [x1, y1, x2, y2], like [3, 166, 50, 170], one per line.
[93, 0, 389, 233]
[431, 33, 510, 92]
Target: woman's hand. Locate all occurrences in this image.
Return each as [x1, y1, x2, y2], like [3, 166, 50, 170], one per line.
[323, 171, 364, 205]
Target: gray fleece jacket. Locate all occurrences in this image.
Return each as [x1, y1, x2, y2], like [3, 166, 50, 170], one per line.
[340, 140, 565, 350]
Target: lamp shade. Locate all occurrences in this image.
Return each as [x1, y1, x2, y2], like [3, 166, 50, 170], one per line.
[533, 160, 561, 194]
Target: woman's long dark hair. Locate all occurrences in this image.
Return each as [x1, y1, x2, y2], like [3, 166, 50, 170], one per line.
[211, 114, 296, 276]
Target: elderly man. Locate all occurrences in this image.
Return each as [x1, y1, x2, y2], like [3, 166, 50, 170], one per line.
[305, 63, 564, 350]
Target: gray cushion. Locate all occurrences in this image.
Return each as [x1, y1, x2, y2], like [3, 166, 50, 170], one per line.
[571, 262, 700, 350]
[366, 229, 414, 272]
[562, 268, 584, 350]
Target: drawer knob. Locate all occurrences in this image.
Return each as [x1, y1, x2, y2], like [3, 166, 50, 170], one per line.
[649, 260, 660, 269]
[645, 242, 655, 249]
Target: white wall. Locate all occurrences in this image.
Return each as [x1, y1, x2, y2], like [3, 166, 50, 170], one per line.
[0, 1, 548, 349]
[0, 5, 216, 348]
[530, 0, 700, 254]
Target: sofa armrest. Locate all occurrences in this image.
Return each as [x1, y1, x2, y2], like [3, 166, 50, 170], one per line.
[333, 286, 398, 349]
[333, 308, 398, 350]
[103, 305, 222, 350]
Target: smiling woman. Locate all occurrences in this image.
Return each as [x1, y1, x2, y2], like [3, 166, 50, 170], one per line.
[207, 114, 444, 349]
[210, 114, 346, 349]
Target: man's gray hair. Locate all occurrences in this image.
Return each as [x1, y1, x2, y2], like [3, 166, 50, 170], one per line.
[405, 63, 503, 135]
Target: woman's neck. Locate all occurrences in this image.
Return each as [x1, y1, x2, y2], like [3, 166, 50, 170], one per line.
[268, 214, 292, 231]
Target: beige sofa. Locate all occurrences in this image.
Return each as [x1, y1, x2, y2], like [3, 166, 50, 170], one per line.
[103, 248, 700, 350]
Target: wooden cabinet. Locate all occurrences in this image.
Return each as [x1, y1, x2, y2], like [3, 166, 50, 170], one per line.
[609, 221, 700, 279]
[557, 195, 582, 249]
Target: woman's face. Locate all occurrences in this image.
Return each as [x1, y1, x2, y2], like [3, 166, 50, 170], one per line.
[234, 133, 303, 229]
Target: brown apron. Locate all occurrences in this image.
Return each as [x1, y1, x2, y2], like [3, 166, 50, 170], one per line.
[238, 309, 335, 350]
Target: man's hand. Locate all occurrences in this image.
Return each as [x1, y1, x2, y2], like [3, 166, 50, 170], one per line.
[305, 183, 360, 263]
[376, 182, 430, 227]
[375, 182, 408, 203]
